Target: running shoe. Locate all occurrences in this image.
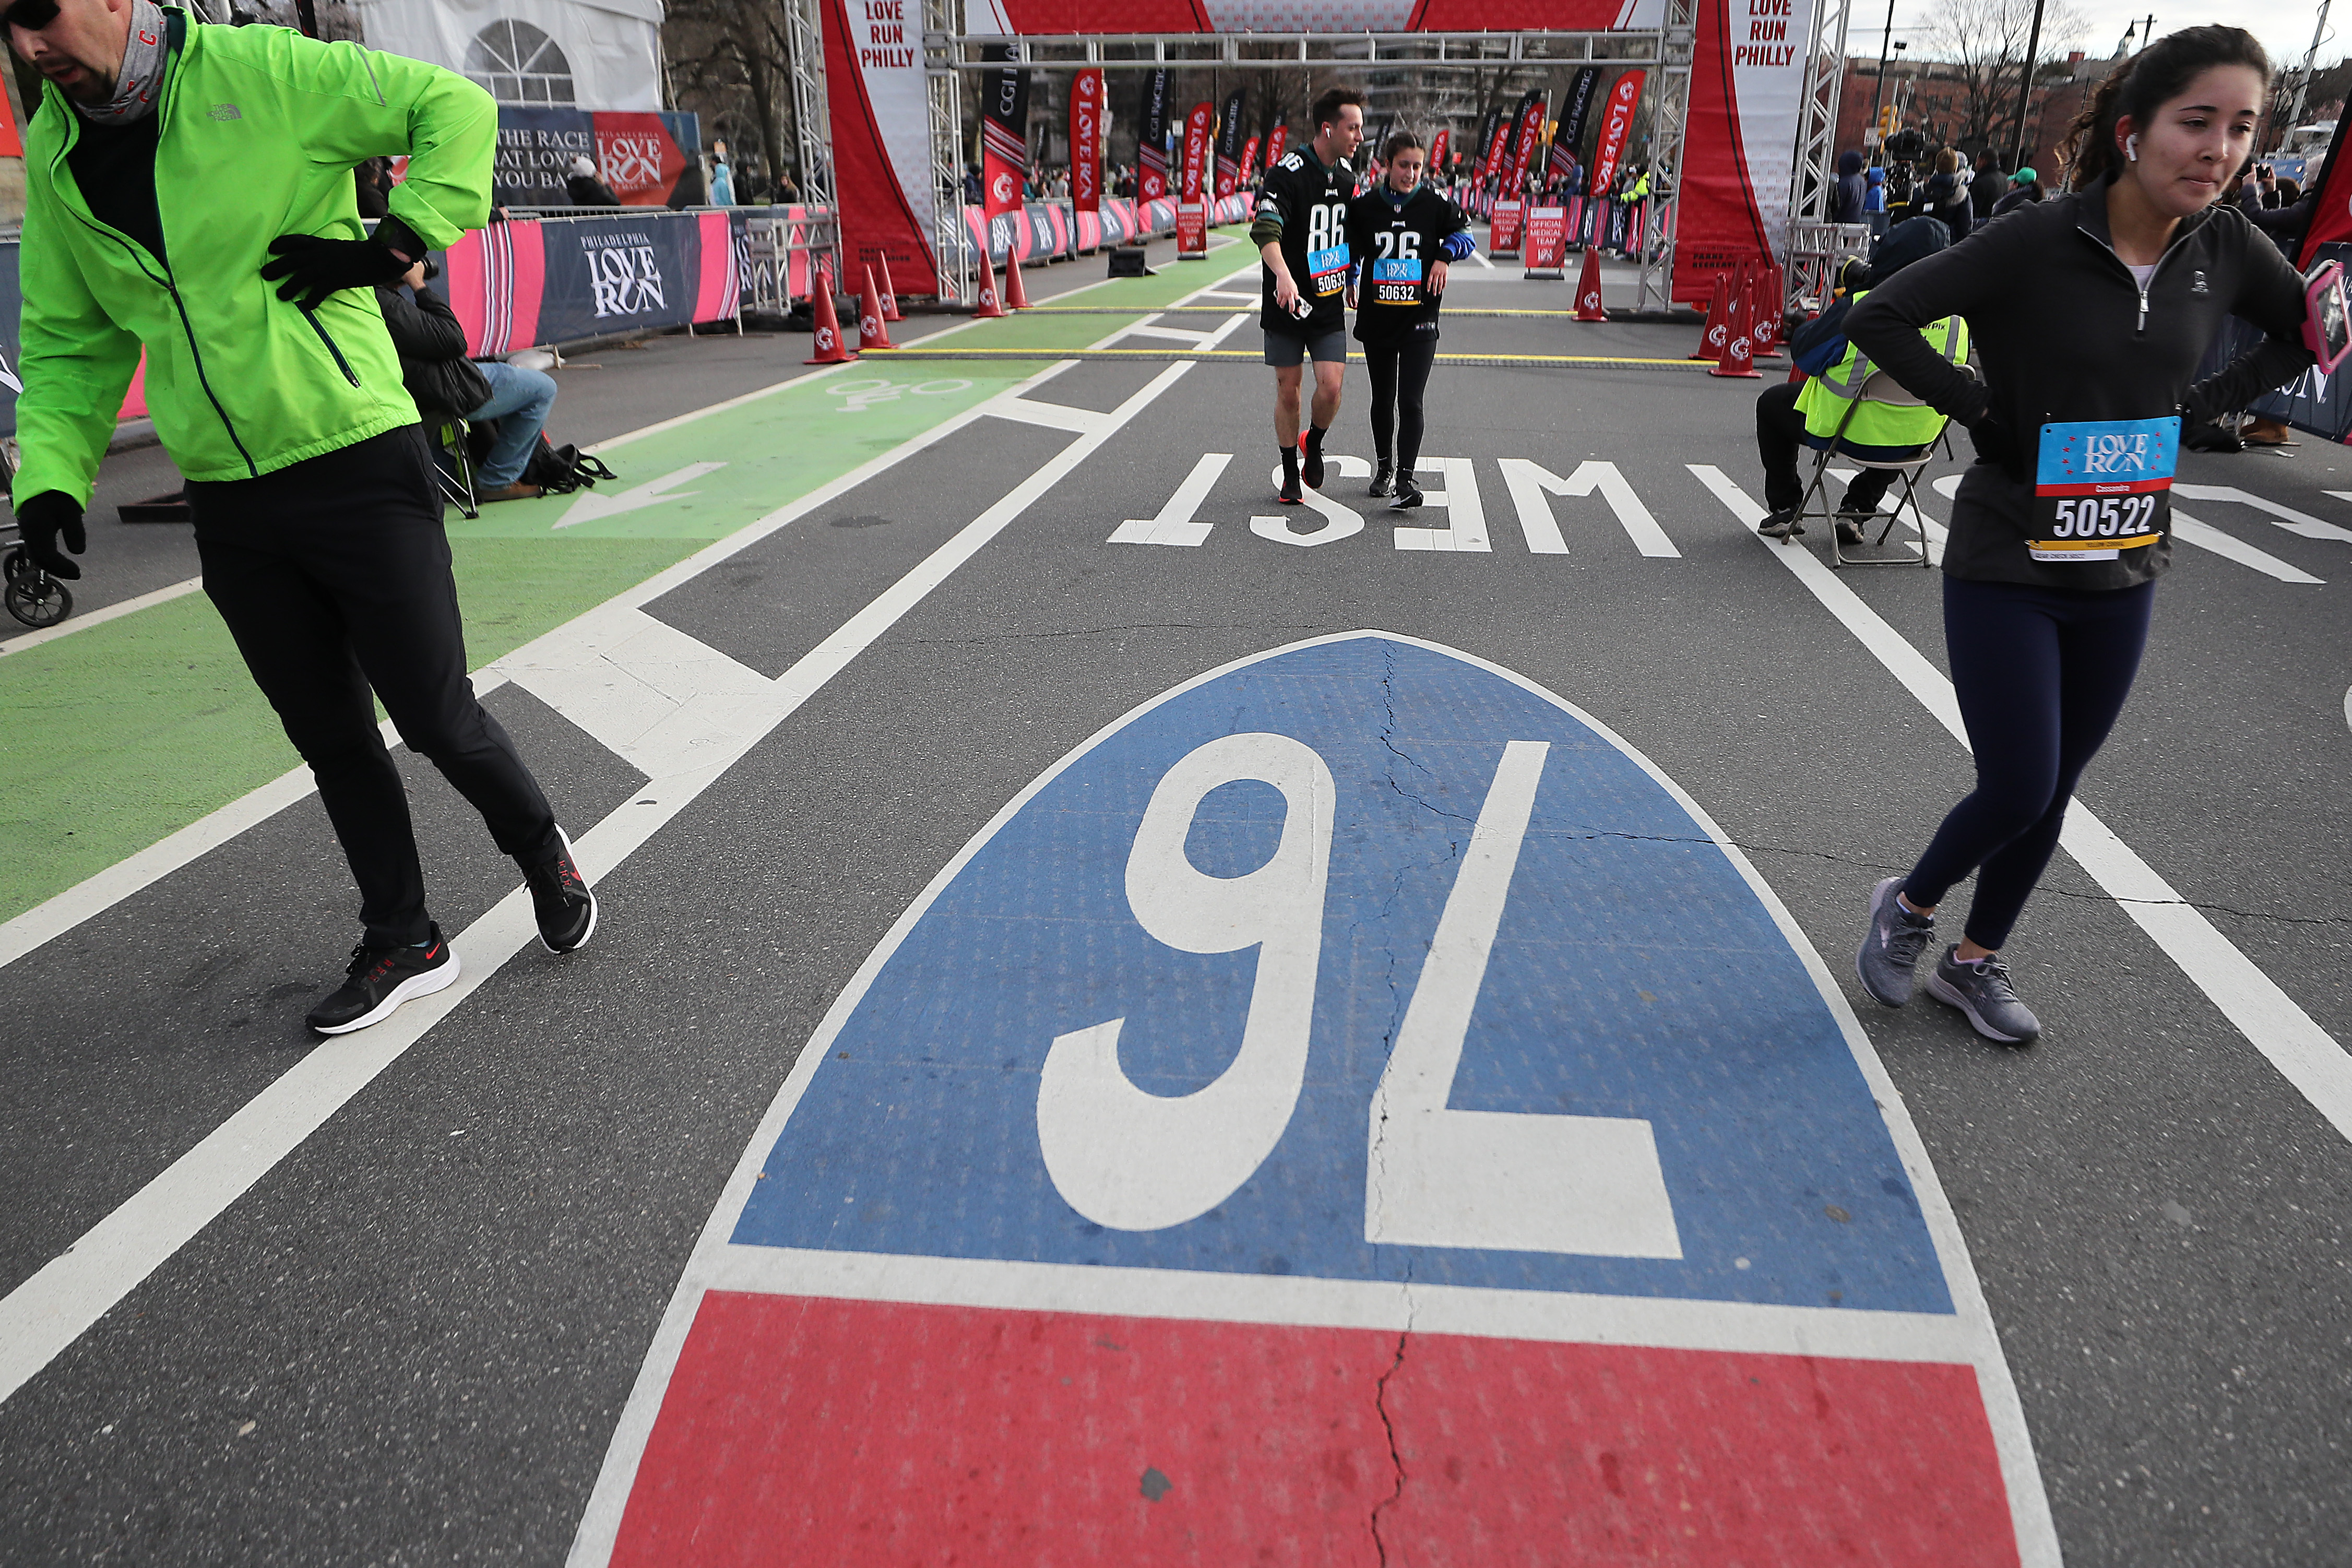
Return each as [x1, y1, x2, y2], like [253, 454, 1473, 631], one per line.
[1926, 946, 2042, 1044]
[1302, 436, 1325, 490]
[307, 924, 460, 1036]
[523, 827, 598, 953]
[1278, 466, 1305, 505]
[1855, 875, 1934, 1006]
[1758, 507, 1804, 540]
[1835, 513, 1870, 547]
[1389, 476, 1424, 509]
[1368, 461, 1394, 498]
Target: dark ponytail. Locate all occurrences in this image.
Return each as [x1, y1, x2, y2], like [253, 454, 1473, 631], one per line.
[2059, 26, 2271, 192]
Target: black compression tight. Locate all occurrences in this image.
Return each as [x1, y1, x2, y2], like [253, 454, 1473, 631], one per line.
[1364, 335, 1439, 474]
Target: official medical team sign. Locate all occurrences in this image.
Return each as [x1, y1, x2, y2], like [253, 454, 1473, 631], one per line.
[572, 634, 2057, 1567]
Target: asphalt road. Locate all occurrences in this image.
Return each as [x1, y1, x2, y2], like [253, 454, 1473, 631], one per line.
[3, 248, 2349, 1566]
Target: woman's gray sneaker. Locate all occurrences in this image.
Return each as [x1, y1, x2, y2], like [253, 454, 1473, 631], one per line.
[1925, 946, 2043, 1044]
[1856, 876, 1935, 1006]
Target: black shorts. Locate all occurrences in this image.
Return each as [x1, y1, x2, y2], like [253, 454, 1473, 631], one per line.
[1264, 326, 1349, 366]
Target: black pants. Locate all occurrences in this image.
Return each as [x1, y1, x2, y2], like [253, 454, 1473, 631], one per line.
[1755, 379, 1895, 516]
[1904, 575, 2155, 951]
[193, 425, 560, 948]
[1364, 332, 1438, 474]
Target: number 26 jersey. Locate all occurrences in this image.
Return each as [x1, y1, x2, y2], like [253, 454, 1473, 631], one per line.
[1345, 185, 1470, 345]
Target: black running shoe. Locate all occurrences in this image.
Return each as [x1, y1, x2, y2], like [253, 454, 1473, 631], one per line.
[523, 827, 598, 954]
[1302, 438, 1325, 490]
[1278, 466, 1304, 505]
[1368, 462, 1394, 498]
[1389, 476, 1424, 510]
[306, 924, 460, 1036]
[1758, 507, 1804, 540]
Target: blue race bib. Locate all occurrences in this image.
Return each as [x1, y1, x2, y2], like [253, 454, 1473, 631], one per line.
[2029, 415, 2178, 562]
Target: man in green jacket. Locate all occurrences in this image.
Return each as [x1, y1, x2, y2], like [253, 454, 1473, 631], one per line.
[7, 0, 598, 1034]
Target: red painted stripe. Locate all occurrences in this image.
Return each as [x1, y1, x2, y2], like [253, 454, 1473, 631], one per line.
[506, 220, 545, 353]
[612, 1294, 2018, 1567]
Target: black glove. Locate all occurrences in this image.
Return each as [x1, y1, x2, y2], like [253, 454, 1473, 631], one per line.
[260, 233, 411, 310]
[1967, 410, 2027, 483]
[14, 490, 86, 580]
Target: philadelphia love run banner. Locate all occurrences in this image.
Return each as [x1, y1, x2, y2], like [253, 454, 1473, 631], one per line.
[821, 0, 941, 293]
[1071, 68, 1103, 213]
[1676, 0, 1822, 301]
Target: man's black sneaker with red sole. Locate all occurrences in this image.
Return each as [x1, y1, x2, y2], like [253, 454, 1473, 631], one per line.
[524, 827, 598, 953]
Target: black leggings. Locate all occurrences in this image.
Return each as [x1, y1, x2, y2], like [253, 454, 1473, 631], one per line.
[1903, 574, 2155, 951]
[1363, 334, 1438, 474]
[193, 425, 561, 948]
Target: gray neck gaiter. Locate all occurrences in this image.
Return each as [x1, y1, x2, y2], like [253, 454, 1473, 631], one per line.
[78, 0, 168, 126]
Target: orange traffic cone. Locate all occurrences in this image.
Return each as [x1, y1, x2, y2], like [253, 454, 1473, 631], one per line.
[1573, 244, 1608, 321]
[878, 256, 904, 322]
[1690, 271, 1731, 360]
[858, 265, 898, 350]
[1710, 272, 1761, 379]
[1002, 244, 1032, 310]
[973, 243, 1008, 319]
[805, 262, 857, 364]
[1751, 263, 1785, 360]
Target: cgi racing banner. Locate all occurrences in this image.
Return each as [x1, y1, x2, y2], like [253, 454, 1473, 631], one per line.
[1676, 0, 1819, 301]
[1216, 89, 1246, 199]
[1559, 65, 1602, 159]
[1136, 69, 1171, 205]
[1070, 67, 1103, 213]
[1588, 68, 1644, 208]
[981, 45, 1031, 221]
[1177, 100, 1214, 255]
[820, 0, 939, 293]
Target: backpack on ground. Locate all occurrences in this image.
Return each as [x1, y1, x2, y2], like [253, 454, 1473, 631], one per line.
[519, 434, 618, 495]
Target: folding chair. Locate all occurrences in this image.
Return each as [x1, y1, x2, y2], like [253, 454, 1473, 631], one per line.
[1792, 366, 1951, 569]
[431, 417, 480, 521]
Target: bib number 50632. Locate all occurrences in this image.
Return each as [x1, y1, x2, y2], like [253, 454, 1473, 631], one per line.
[1036, 733, 1682, 1259]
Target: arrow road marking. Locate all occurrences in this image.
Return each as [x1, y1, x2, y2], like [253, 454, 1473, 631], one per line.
[554, 462, 728, 529]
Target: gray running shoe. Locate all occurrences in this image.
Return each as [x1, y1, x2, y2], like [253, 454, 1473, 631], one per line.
[1834, 513, 1870, 547]
[1759, 506, 1804, 540]
[1856, 875, 1935, 1006]
[1926, 946, 2043, 1045]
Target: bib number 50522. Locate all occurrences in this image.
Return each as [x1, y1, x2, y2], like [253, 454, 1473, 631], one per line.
[1036, 734, 1682, 1259]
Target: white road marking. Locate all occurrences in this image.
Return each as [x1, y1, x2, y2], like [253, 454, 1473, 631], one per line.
[1253, 456, 1369, 545]
[1690, 463, 2352, 1148]
[1393, 457, 1490, 552]
[0, 574, 206, 658]
[566, 629, 2061, 1568]
[1499, 458, 1681, 557]
[2186, 485, 2352, 542]
[553, 463, 727, 529]
[0, 359, 1201, 1409]
[1109, 453, 1231, 545]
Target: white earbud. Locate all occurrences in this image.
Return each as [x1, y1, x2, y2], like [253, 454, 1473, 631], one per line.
[2125, 134, 2139, 162]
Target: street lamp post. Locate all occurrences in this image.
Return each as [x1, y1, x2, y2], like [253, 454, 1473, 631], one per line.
[1868, 0, 1899, 167]
[2010, 0, 2046, 172]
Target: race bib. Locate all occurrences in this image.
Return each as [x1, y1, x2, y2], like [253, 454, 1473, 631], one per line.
[1371, 255, 1422, 305]
[2028, 416, 2178, 562]
[1308, 243, 1349, 296]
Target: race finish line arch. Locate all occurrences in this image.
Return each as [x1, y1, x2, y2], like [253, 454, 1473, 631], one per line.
[785, 0, 1850, 313]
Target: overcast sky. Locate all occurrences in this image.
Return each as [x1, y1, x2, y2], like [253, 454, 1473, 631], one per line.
[1853, 1, 2336, 82]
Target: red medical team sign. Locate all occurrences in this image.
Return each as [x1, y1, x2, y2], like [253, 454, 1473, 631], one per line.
[1490, 196, 1525, 257]
[570, 635, 2058, 1568]
[1524, 204, 1570, 275]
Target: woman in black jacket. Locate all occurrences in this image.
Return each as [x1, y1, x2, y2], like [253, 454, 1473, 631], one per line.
[1845, 25, 2312, 1044]
[375, 264, 560, 503]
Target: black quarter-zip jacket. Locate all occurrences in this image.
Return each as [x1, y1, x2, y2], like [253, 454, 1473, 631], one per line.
[1847, 173, 2312, 590]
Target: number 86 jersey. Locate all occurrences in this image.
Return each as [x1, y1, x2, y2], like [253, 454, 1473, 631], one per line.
[1253, 148, 1357, 335]
[1345, 184, 1471, 346]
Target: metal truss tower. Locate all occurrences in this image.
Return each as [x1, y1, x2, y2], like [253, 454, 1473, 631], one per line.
[784, 0, 841, 284]
[1630, 0, 1694, 314]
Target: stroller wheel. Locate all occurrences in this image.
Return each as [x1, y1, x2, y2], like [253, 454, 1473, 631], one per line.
[4, 569, 72, 628]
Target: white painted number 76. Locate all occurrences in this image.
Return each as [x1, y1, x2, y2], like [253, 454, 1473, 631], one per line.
[1036, 734, 1682, 1259]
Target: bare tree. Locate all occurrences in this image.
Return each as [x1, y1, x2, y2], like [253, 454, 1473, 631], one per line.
[1921, 0, 2084, 151]
[663, 0, 797, 195]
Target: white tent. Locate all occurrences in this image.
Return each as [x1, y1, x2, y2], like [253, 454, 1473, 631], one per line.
[353, 0, 663, 113]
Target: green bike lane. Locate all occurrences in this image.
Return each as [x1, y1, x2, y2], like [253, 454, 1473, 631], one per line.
[0, 237, 1257, 928]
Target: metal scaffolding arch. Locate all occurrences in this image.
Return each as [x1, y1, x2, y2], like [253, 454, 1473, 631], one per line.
[783, 0, 842, 286]
[925, 0, 975, 304]
[1780, 0, 1861, 304]
[1630, 0, 1695, 314]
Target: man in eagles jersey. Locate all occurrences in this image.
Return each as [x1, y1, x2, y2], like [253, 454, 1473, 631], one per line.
[1252, 86, 1363, 504]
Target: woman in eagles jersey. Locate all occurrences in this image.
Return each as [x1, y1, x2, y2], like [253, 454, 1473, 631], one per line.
[1845, 26, 2312, 1045]
[1344, 132, 1475, 509]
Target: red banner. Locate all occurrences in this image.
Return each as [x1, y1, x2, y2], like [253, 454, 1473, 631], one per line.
[1266, 124, 1288, 170]
[2299, 117, 2352, 263]
[1070, 67, 1102, 213]
[1177, 100, 1214, 255]
[1588, 69, 1643, 211]
[1429, 127, 1448, 175]
[1477, 104, 1515, 185]
[1238, 135, 1261, 185]
[1506, 91, 1548, 195]
[819, 0, 939, 293]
